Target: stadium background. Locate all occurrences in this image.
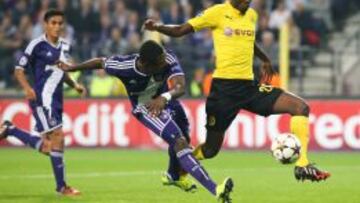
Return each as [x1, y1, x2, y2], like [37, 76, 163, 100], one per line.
[0, 0, 360, 203]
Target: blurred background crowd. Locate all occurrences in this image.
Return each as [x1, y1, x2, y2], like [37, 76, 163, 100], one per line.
[0, 0, 359, 98]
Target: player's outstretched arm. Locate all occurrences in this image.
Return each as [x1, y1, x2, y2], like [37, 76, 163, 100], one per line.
[58, 58, 104, 72]
[254, 43, 276, 84]
[254, 43, 271, 63]
[143, 19, 193, 37]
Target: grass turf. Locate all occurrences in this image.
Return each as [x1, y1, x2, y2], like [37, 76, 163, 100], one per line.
[0, 149, 358, 203]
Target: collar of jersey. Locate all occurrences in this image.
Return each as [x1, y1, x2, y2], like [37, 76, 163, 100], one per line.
[42, 34, 62, 49]
[226, 2, 241, 16]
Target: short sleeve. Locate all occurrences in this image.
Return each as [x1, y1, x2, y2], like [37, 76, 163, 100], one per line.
[187, 5, 221, 32]
[15, 53, 31, 70]
[165, 52, 184, 81]
[15, 38, 42, 70]
[15, 43, 37, 70]
[103, 56, 133, 77]
[104, 57, 119, 76]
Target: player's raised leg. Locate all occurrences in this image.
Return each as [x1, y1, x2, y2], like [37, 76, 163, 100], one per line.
[0, 120, 50, 154]
[0, 121, 12, 141]
[135, 108, 233, 202]
[193, 87, 240, 161]
[272, 92, 331, 181]
[0, 120, 80, 195]
[272, 92, 310, 167]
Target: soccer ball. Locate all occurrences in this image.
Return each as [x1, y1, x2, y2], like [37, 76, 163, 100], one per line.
[271, 133, 301, 164]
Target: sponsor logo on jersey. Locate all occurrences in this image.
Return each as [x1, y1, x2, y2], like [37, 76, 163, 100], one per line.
[224, 27, 255, 37]
[224, 27, 234, 36]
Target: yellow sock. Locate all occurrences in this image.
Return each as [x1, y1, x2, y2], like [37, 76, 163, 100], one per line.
[291, 116, 310, 167]
[192, 145, 205, 160]
[290, 116, 309, 167]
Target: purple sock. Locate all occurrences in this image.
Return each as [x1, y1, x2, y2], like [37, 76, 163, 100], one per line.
[167, 147, 180, 180]
[50, 150, 66, 191]
[7, 127, 42, 151]
[177, 148, 217, 195]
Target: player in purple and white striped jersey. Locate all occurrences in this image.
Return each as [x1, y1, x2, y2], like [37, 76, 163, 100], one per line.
[58, 40, 233, 201]
[0, 10, 85, 196]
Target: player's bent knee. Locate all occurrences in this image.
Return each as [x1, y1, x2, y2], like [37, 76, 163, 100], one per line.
[202, 130, 224, 158]
[302, 103, 310, 115]
[48, 131, 65, 150]
[39, 139, 51, 155]
[202, 146, 220, 159]
[51, 140, 64, 150]
[296, 102, 310, 116]
[174, 137, 189, 152]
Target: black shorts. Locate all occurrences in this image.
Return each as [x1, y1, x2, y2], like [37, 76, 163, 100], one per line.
[205, 79, 283, 131]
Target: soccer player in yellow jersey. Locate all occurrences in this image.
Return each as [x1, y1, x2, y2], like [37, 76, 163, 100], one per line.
[144, 0, 330, 182]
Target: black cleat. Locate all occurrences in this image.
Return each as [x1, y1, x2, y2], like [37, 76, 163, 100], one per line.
[0, 120, 13, 140]
[294, 164, 331, 182]
[216, 177, 234, 203]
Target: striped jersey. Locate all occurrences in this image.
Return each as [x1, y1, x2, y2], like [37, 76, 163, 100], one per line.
[103, 50, 185, 108]
[188, 3, 258, 80]
[15, 34, 71, 111]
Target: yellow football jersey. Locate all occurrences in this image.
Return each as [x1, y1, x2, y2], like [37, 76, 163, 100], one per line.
[188, 3, 258, 80]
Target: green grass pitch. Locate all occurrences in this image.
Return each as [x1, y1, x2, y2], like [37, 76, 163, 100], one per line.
[0, 149, 359, 203]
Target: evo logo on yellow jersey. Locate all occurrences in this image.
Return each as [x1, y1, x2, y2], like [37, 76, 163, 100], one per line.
[224, 27, 255, 37]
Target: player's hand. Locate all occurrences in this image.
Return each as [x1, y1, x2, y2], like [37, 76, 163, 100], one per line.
[143, 19, 159, 31]
[146, 96, 167, 117]
[260, 60, 276, 84]
[74, 83, 87, 98]
[25, 87, 36, 101]
[56, 60, 71, 71]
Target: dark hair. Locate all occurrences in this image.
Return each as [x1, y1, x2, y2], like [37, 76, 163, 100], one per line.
[44, 9, 65, 22]
[139, 40, 164, 65]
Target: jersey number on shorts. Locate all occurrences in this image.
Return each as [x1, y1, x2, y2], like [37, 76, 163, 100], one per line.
[259, 84, 273, 93]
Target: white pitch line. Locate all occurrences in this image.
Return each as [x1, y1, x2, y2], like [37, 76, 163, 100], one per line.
[0, 170, 161, 180]
[0, 166, 357, 180]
